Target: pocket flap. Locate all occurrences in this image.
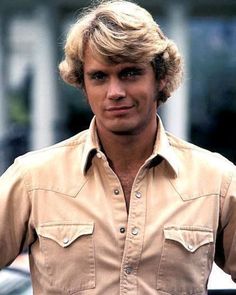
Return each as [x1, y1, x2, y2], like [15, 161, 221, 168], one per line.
[37, 221, 94, 248]
[163, 226, 213, 252]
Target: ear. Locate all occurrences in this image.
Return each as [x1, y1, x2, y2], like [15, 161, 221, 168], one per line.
[81, 82, 88, 97]
[82, 87, 87, 96]
[159, 79, 166, 91]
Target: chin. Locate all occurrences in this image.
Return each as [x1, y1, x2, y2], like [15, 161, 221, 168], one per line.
[112, 129, 135, 135]
[109, 124, 140, 135]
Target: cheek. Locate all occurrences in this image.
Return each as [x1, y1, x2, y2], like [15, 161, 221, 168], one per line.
[85, 83, 104, 101]
[134, 85, 157, 104]
[83, 86, 98, 107]
[86, 93, 103, 116]
[146, 81, 159, 103]
[86, 98, 97, 112]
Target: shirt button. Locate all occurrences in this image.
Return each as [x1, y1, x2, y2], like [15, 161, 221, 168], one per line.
[63, 237, 70, 245]
[135, 191, 142, 198]
[131, 227, 139, 235]
[188, 244, 194, 251]
[125, 266, 133, 274]
[96, 152, 102, 159]
[120, 227, 126, 233]
[114, 189, 120, 195]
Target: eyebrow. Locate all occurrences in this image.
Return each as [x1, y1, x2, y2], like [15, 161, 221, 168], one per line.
[86, 65, 145, 75]
[85, 70, 106, 76]
[120, 66, 144, 72]
[85, 69, 103, 75]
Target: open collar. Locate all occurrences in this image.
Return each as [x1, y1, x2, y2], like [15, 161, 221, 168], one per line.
[149, 115, 179, 177]
[81, 115, 179, 177]
[81, 117, 100, 175]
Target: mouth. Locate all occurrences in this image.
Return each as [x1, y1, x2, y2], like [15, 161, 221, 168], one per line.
[105, 105, 134, 116]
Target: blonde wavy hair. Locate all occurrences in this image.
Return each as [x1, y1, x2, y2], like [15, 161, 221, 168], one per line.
[59, 0, 183, 103]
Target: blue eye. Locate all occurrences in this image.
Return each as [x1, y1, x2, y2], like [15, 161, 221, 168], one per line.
[125, 70, 136, 77]
[120, 68, 143, 79]
[91, 71, 106, 81]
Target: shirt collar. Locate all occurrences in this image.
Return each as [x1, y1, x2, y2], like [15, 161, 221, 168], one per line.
[81, 117, 100, 175]
[149, 115, 179, 177]
[81, 115, 179, 177]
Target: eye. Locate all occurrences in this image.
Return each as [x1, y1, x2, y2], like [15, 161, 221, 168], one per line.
[120, 67, 143, 80]
[90, 71, 107, 81]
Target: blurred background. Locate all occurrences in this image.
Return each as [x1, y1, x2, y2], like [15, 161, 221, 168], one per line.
[0, 0, 235, 293]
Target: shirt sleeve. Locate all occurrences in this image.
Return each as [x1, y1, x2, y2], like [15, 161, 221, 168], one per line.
[0, 159, 33, 268]
[215, 165, 236, 282]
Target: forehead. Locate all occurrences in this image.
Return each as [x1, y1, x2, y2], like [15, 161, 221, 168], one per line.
[83, 46, 150, 73]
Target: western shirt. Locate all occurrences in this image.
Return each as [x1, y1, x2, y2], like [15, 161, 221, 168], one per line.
[0, 116, 236, 295]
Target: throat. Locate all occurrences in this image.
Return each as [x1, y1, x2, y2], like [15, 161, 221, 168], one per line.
[117, 173, 135, 213]
[113, 167, 138, 214]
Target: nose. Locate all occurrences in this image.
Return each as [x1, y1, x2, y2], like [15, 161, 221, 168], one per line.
[106, 78, 126, 100]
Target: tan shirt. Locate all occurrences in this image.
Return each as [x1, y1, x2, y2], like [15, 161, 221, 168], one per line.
[0, 117, 236, 295]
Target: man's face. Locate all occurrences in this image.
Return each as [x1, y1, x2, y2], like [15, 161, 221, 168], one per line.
[83, 47, 159, 136]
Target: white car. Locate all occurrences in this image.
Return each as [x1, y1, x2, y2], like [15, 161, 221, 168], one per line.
[0, 254, 32, 295]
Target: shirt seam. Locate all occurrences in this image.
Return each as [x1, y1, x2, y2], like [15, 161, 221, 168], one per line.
[168, 178, 220, 200]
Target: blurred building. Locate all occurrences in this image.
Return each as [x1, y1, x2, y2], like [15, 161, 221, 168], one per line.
[0, 0, 236, 289]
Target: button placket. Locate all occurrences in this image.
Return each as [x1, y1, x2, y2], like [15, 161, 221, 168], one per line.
[106, 172, 127, 261]
[120, 179, 147, 294]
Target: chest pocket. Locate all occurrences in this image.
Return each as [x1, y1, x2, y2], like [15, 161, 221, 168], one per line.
[157, 226, 214, 295]
[37, 222, 95, 293]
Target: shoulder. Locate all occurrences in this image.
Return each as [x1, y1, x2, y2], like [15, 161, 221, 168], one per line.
[1, 130, 88, 193]
[16, 129, 88, 170]
[167, 132, 235, 193]
[166, 132, 235, 199]
[2, 130, 90, 196]
[167, 132, 234, 171]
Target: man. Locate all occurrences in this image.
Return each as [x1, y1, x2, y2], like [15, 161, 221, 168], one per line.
[0, 1, 236, 294]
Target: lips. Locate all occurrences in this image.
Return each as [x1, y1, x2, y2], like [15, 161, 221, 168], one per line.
[105, 105, 134, 116]
[106, 105, 134, 111]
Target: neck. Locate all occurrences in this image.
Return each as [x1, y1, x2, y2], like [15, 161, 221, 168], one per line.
[97, 122, 158, 172]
